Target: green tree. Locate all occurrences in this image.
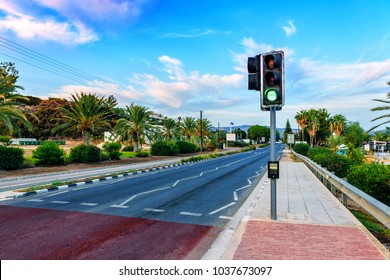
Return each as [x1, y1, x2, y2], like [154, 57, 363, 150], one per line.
[248, 125, 270, 142]
[52, 92, 116, 144]
[344, 121, 368, 148]
[295, 109, 308, 141]
[283, 119, 293, 143]
[161, 117, 178, 140]
[327, 135, 345, 153]
[369, 82, 390, 132]
[329, 114, 347, 136]
[114, 104, 153, 152]
[0, 62, 34, 136]
[233, 128, 247, 140]
[179, 116, 196, 141]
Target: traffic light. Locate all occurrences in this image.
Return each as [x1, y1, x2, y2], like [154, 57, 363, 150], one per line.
[247, 55, 260, 91]
[261, 51, 284, 110]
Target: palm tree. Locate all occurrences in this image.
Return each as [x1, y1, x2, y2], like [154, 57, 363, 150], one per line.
[52, 92, 115, 144]
[307, 109, 319, 146]
[0, 92, 34, 136]
[329, 114, 347, 136]
[114, 104, 152, 152]
[0, 62, 34, 135]
[180, 116, 196, 141]
[295, 109, 308, 141]
[161, 117, 178, 140]
[327, 135, 345, 153]
[369, 82, 390, 132]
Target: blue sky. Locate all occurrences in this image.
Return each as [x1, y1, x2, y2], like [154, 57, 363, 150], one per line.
[1, 0, 390, 131]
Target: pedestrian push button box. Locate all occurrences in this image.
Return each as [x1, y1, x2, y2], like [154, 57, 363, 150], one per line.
[268, 161, 279, 179]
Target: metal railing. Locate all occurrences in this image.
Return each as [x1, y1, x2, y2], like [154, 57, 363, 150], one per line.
[291, 150, 390, 229]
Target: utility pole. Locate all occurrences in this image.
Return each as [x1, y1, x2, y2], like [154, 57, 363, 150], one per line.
[200, 110, 203, 152]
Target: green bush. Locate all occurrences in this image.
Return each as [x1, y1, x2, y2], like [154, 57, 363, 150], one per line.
[292, 143, 310, 156]
[102, 142, 122, 160]
[347, 163, 390, 206]
[176, 141, 199, 154]
[151, 140, 179, 156]
[136, 151, 150, 157]
[306, 147, 353, 178]
[69, 144, 102, 163]
[0, 135, 12, 146]
[32, 141, 66, 166]
[122, 145, 133, 152]
[0, 146, 24, 170]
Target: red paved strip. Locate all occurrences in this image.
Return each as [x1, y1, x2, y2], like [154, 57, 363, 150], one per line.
[233, 220, 385, 260]
[0, 205, 221, 260]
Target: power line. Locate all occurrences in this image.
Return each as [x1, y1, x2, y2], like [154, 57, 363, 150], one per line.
[0, 36, 150, 103]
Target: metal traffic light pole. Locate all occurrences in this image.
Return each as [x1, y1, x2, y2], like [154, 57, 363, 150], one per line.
[248, 50, 284, 221]
[270, 106, 277, 220]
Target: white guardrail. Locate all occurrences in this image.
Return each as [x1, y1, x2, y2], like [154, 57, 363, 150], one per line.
[291, 150, 390, 229]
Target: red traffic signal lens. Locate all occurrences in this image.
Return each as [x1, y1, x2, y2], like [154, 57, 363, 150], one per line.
[265, 72, 279, 86]
[264, 54, 280, 70]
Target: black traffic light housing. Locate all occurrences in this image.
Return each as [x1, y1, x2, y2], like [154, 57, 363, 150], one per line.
[261, 51, 284, 111]
[247, 55, 260, 91]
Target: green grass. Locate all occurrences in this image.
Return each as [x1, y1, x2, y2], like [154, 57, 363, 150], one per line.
[120, 151, 137, 158]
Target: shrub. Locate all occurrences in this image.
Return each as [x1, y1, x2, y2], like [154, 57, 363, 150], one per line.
[347, 163, 390, 206]
[32, 141, 66, 166]
[122, 145, 134, 152]
[151, 141, 179, 156]
[176, 141, 199, 154]
[307, 148, 353, 178]
[0, 146, 24, 170]
[102, 142, 122, 160]
[136, 151, 150, 157]
[292, 143, 310, 156]
[69, 144, 102, 163]
[0, 135, 12, 146]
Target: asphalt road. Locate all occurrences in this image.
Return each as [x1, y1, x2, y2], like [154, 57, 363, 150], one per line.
[0, 145, 284, 259]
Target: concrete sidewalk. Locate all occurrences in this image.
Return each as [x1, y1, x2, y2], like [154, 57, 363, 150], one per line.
[219, 150, 390, 260]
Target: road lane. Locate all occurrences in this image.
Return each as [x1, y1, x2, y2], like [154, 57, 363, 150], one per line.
[0, 145, 284, 259]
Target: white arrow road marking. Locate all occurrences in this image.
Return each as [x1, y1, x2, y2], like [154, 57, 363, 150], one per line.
[208, 202, 236, 215]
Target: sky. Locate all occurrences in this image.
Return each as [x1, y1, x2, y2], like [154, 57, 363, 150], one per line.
[1, 0, 390, 131]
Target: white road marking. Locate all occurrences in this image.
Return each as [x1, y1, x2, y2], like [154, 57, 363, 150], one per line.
[219, 216, 233, 220]
[27, 199, 44, 202]
[80, 203, 98, 206]
[45, 190, 68, 197]
[143, 208, 165, 213]
[233, 191, 238, 201]
[110, 205, 128, 209]
[208, 202, 236, 215]
[179, 211, 202, 217]
[51, 201, 70, 204]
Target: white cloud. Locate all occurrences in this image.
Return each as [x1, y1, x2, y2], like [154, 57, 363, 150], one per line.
[282, 20, 297, 37]
[32, 0, 144, 20]
[128, 55, 244, 110]
[0, 14, 98, 44]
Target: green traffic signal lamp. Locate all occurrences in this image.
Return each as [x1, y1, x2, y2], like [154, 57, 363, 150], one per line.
[264, 88, 281, 104]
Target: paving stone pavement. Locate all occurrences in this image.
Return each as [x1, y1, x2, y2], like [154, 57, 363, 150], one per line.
[222, 150, 390, 260]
